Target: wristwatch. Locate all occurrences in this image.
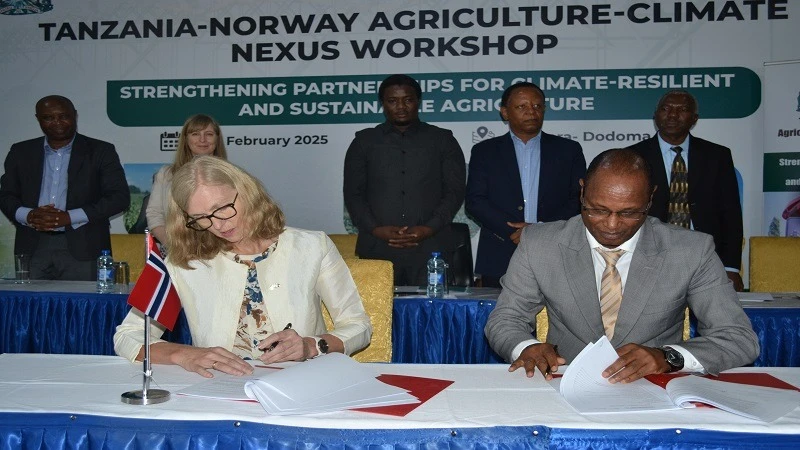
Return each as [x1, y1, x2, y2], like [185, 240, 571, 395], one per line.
[661, 346, 684, 372]
[313, 337, 329, 357]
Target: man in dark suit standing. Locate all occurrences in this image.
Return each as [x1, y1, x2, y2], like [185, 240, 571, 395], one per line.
[628, 90, 744, 291]
[344, 75, 466, 285]
[466, 82, 586, 287]
[0, 95, 130, 280]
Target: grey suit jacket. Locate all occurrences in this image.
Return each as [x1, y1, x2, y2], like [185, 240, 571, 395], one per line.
[485, 216, 758, 375]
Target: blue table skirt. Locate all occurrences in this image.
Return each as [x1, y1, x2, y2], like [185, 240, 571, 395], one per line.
[0, 291, 191, 355]
[2, 291, 797, 368]
[392, 298, 800, 367]
[1, 413, 797, 450]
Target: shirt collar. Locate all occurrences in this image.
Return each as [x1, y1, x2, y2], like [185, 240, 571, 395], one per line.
[378, 120, 421, 135]
[44, 135, 76, 153]
[585, 224, 642, 255]
[657, 132, 690, 155]
[509, 130, 542, 146]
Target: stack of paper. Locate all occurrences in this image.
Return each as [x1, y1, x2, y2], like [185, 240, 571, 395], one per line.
[559, 336, 679, 414]
[558, 336, 800, 422]
[242, 353, 419, 415]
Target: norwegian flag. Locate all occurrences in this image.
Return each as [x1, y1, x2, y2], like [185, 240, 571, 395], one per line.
[127, 234, 182, 331]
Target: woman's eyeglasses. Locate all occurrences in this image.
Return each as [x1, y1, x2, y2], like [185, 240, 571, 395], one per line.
[184, 193, 238, 231]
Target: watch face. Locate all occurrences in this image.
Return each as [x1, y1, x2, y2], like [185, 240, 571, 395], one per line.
[664, 347, 684, 369]
[318, 338, 329, 354]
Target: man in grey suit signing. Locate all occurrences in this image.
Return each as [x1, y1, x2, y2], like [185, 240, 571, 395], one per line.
[485, 148, 758, 383]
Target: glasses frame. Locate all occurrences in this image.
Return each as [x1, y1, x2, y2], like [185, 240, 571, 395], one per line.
[184, 192, 238, 231]
[580, 199, 652, 221]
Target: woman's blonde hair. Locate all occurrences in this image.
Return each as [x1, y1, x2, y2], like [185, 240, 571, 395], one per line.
[166, 156, 285, 268]
[169, 114, 228, 174]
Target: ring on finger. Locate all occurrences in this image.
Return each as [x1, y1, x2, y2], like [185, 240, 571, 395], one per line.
[211, 361, 217, 370]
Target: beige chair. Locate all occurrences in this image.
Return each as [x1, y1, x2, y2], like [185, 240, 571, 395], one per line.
[328, 233, 358, 259]
[110, 233, 146, 282]
[535, 307, 691, 342]
[749, 236, 800, 292]
[321, 258, 393, 362]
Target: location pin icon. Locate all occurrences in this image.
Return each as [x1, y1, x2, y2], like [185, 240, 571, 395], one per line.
[477, 126, 488, 138]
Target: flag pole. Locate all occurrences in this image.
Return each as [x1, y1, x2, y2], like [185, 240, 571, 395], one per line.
[121, 229, 171, 405]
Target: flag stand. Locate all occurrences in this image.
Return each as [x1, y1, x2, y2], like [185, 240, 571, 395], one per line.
[121, 315, 171, 404]
[121, 229, 171, 405]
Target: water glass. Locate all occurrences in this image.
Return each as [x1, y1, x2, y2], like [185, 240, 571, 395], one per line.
[114, 261, 130, 286]
[14, 254, 31, 284]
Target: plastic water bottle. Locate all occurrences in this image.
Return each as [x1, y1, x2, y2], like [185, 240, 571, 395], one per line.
[426, 252, 446, 298]
[97, 250, 115, 293]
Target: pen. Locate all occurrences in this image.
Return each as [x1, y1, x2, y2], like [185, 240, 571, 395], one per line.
[266, 323, 292, 352]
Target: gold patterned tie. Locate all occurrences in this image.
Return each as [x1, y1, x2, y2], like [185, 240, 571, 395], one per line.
[598, 248, 624, 339]
[668, 146, 690, 228]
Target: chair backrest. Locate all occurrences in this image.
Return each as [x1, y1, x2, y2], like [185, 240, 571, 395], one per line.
[445, 223, 474, 287]
[321, 258, 393, 362]
[750, 236, 800, 292]
[110, 233, 146, 282]
[534, 307, 691, 342]
[328, 234, 358, 259]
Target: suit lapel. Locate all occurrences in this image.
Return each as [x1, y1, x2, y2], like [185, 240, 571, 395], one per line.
[686, 134, 704, 205]
[538, 133, 554, 201]
[499, 133, 524, 200]
[28, 138, 46, 204]
[66, 134, 87, 208]
[611, 219, 665, 345]
[561, 218, 605, 338]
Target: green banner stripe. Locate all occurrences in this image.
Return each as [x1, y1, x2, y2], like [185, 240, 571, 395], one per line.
[107, 67, 760, 126]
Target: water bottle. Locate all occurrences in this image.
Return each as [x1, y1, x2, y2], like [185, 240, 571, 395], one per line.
[426, 252, 446, 298]
[97, 250, 115, 293]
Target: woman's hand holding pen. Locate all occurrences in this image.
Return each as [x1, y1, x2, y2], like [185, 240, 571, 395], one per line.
[257, 323, 307, 363]
[509, 343, 566, 381]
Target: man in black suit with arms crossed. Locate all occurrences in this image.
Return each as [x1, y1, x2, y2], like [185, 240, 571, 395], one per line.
[0, 95, 130, 280]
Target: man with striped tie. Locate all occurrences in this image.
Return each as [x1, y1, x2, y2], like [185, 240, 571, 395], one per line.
[485, 149, 757, 384]
[629, 90, 744, 291]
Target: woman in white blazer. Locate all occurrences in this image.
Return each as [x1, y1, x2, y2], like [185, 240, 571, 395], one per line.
[115, 156, 372, 378]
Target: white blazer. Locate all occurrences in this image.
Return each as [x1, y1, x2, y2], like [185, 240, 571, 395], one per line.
[114, 227, 372, 361]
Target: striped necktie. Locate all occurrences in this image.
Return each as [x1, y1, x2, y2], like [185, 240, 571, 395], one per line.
[668, 146, 690, 228]
[598, 248, 624, 339]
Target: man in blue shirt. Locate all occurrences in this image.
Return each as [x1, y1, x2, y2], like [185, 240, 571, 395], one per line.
[466, 82, 586, 287]
[0, 95, 130, 280]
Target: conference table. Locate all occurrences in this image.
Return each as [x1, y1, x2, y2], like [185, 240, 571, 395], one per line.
[0, 353, 798, 449]
[391, 287, 800, 366]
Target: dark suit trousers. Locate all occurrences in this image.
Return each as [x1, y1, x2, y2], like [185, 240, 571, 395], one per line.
[31, 233, 95, 281]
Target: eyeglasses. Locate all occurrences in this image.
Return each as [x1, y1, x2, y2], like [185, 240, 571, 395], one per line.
[184, 193, 238, 231]
[512, 103, 545, 113]
[581, 200, 651, 221]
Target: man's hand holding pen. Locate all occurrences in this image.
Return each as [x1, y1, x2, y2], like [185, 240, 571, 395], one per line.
[509, 343, 566, 381]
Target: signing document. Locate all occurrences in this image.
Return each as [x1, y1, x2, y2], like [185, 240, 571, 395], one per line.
[179, 353, 419, 415]
[559, 336, 800, 422]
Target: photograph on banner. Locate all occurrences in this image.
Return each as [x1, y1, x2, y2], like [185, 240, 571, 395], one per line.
[123, 163, 165, 235]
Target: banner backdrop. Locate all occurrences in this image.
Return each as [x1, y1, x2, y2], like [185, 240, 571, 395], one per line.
[763, 61, 800, 237]
[0, 0, 797, 281]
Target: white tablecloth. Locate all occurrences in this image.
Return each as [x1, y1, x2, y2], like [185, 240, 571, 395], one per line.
[1, 353, 798, 434]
